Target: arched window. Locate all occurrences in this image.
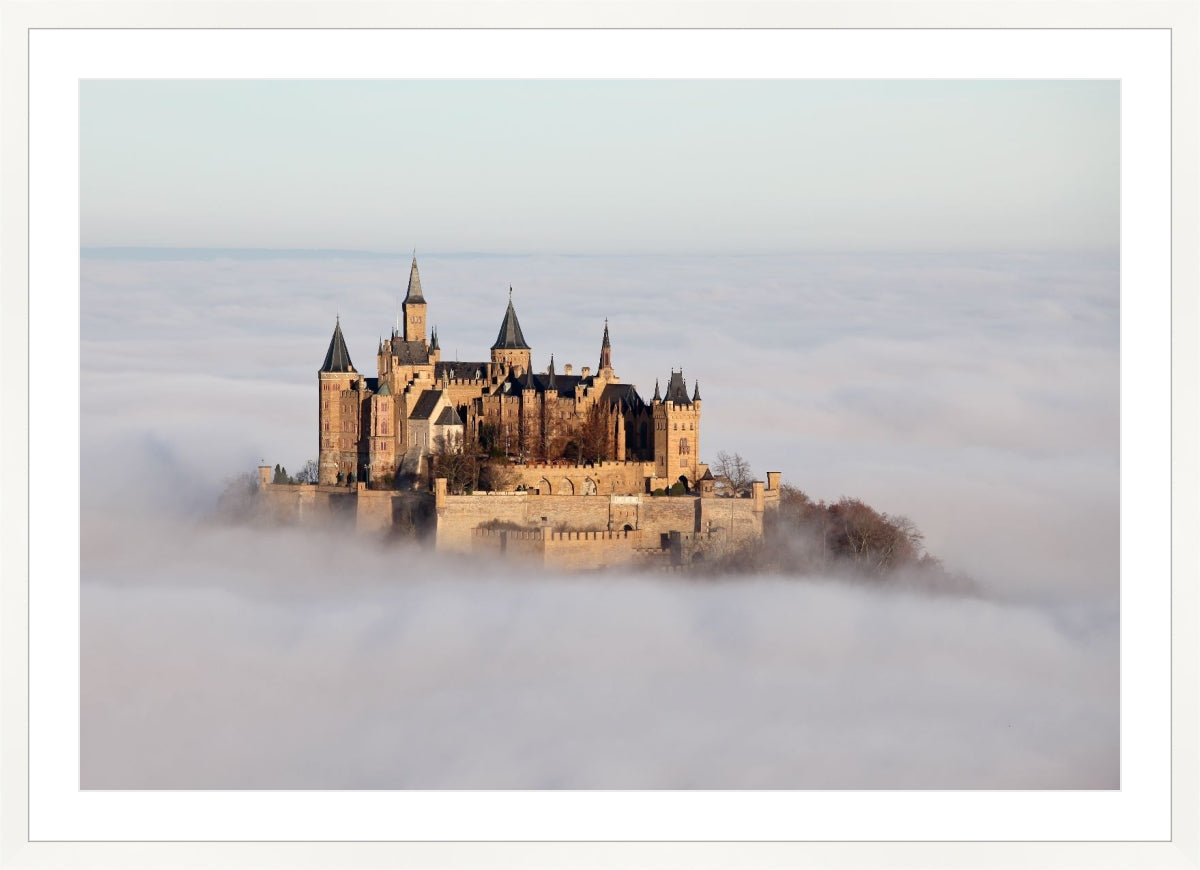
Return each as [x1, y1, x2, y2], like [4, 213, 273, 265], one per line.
[679, 437, 690, 455]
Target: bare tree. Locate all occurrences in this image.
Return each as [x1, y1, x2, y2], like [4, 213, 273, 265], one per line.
[712, 450, 754, 497]
[293, 459, 319, 484]
[432, 431, 479, 494]
[478, 457, 518, 492]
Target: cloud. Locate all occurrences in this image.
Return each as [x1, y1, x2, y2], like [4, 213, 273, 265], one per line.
[81, 518, 1117, 789]
[79, 249, 1119, 787]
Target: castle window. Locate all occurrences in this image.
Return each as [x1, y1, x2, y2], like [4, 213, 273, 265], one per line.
[679, 438, 690, 455]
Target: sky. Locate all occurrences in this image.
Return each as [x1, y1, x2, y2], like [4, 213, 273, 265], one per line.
[77, 80, 1120, 788]
[80, 79, 1119, 254]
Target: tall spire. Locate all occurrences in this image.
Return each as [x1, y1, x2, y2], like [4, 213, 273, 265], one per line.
[491, 290, 531, 350]
[430, 326, 440, 352]
[319, 318, 355, 373]
[404, 254, 425, 303]
[653, 379, 661, 402]
[692, 380, 701, 401]
[547, 355, 556, 390]
[598, 318, 613, 373]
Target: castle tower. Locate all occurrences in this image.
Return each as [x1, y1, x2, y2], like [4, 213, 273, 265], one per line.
[490, 287, 532, 374]
[367, 380, 397, 485]
[598, 319, 614, 380]
[402, 255, 427, 343]
[652, 369, 702, 488]
[318, 317, 358, 486]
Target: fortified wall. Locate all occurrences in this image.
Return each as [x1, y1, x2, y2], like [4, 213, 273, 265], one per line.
[254, 464, 782, 571]
[433, 472, 781, 569]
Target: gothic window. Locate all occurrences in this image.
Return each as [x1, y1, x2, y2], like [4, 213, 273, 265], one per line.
[679, 438, 690, 455]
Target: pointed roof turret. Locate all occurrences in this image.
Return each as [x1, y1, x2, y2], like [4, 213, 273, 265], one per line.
[653, 379, 661, 402]
[491, 288, 531, 350]
[547, 355, 556, 390]
[602, 318, 611, 348]
[693, 380, 701, 402]
[404, 255, 425, 304]
[524, 366, 537, 390]
[376, 380, 391, 397]
[320, 317, 356, 373]
[430, 327, 440, 352]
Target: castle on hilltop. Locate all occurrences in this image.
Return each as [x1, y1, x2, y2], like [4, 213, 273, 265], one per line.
[317, 255, 703, 496]
[258, 256, 781, 570]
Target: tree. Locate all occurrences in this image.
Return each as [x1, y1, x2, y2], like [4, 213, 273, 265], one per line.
[478, 457, 518, 492]
[293, 459, 319, 484]
[824, 498, 924, 576]
[271, 463, 291, 484]
[215, 471, 260, 520]
[432, 431, 479, 494]
[712, 450, 754, 497]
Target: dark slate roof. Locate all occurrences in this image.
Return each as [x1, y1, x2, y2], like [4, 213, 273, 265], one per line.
[665, 370, 692, 405]
[320, 319, 356, 373]
[429, 328, 440, 351]
[404, 256, 425, 303]
[389, 337, 430, 366]
[434, 405, 463, 426]
[409, 389, 445, 420]
[699, 468, 715, 481]
[507, 371, 582, 395]
[365, 377, 379, 392]
[600, 382, 644, 409]
[435, 361, 490, 381]
[692, 380, 701, 401]
[491, 295, 531, 350]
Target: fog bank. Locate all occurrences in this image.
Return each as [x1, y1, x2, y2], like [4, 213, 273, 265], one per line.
[82, 516, 1117, 789]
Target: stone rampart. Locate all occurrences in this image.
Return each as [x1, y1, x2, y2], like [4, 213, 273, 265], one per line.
[506, 460, 654, 496]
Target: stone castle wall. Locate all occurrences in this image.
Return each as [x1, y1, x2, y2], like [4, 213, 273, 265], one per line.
[257, 468, 781, 568]
[503, 460, 656, 496]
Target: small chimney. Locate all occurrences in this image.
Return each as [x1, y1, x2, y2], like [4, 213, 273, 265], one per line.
[582, 366, 591, 377]
[564, 363, 573, 375]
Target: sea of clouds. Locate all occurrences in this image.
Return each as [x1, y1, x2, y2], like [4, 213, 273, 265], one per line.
[79, 250, 1119, 788]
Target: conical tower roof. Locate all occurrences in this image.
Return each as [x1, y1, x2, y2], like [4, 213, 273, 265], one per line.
[404, 256, 425, 304]
[320, 318, 356, 373]
[491, 288, 531, 350]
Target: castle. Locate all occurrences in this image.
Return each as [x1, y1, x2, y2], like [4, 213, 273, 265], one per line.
[259, 256, 781, 570]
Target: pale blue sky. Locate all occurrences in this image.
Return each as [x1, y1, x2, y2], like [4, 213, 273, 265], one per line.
[81, 80, 1118, 254]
